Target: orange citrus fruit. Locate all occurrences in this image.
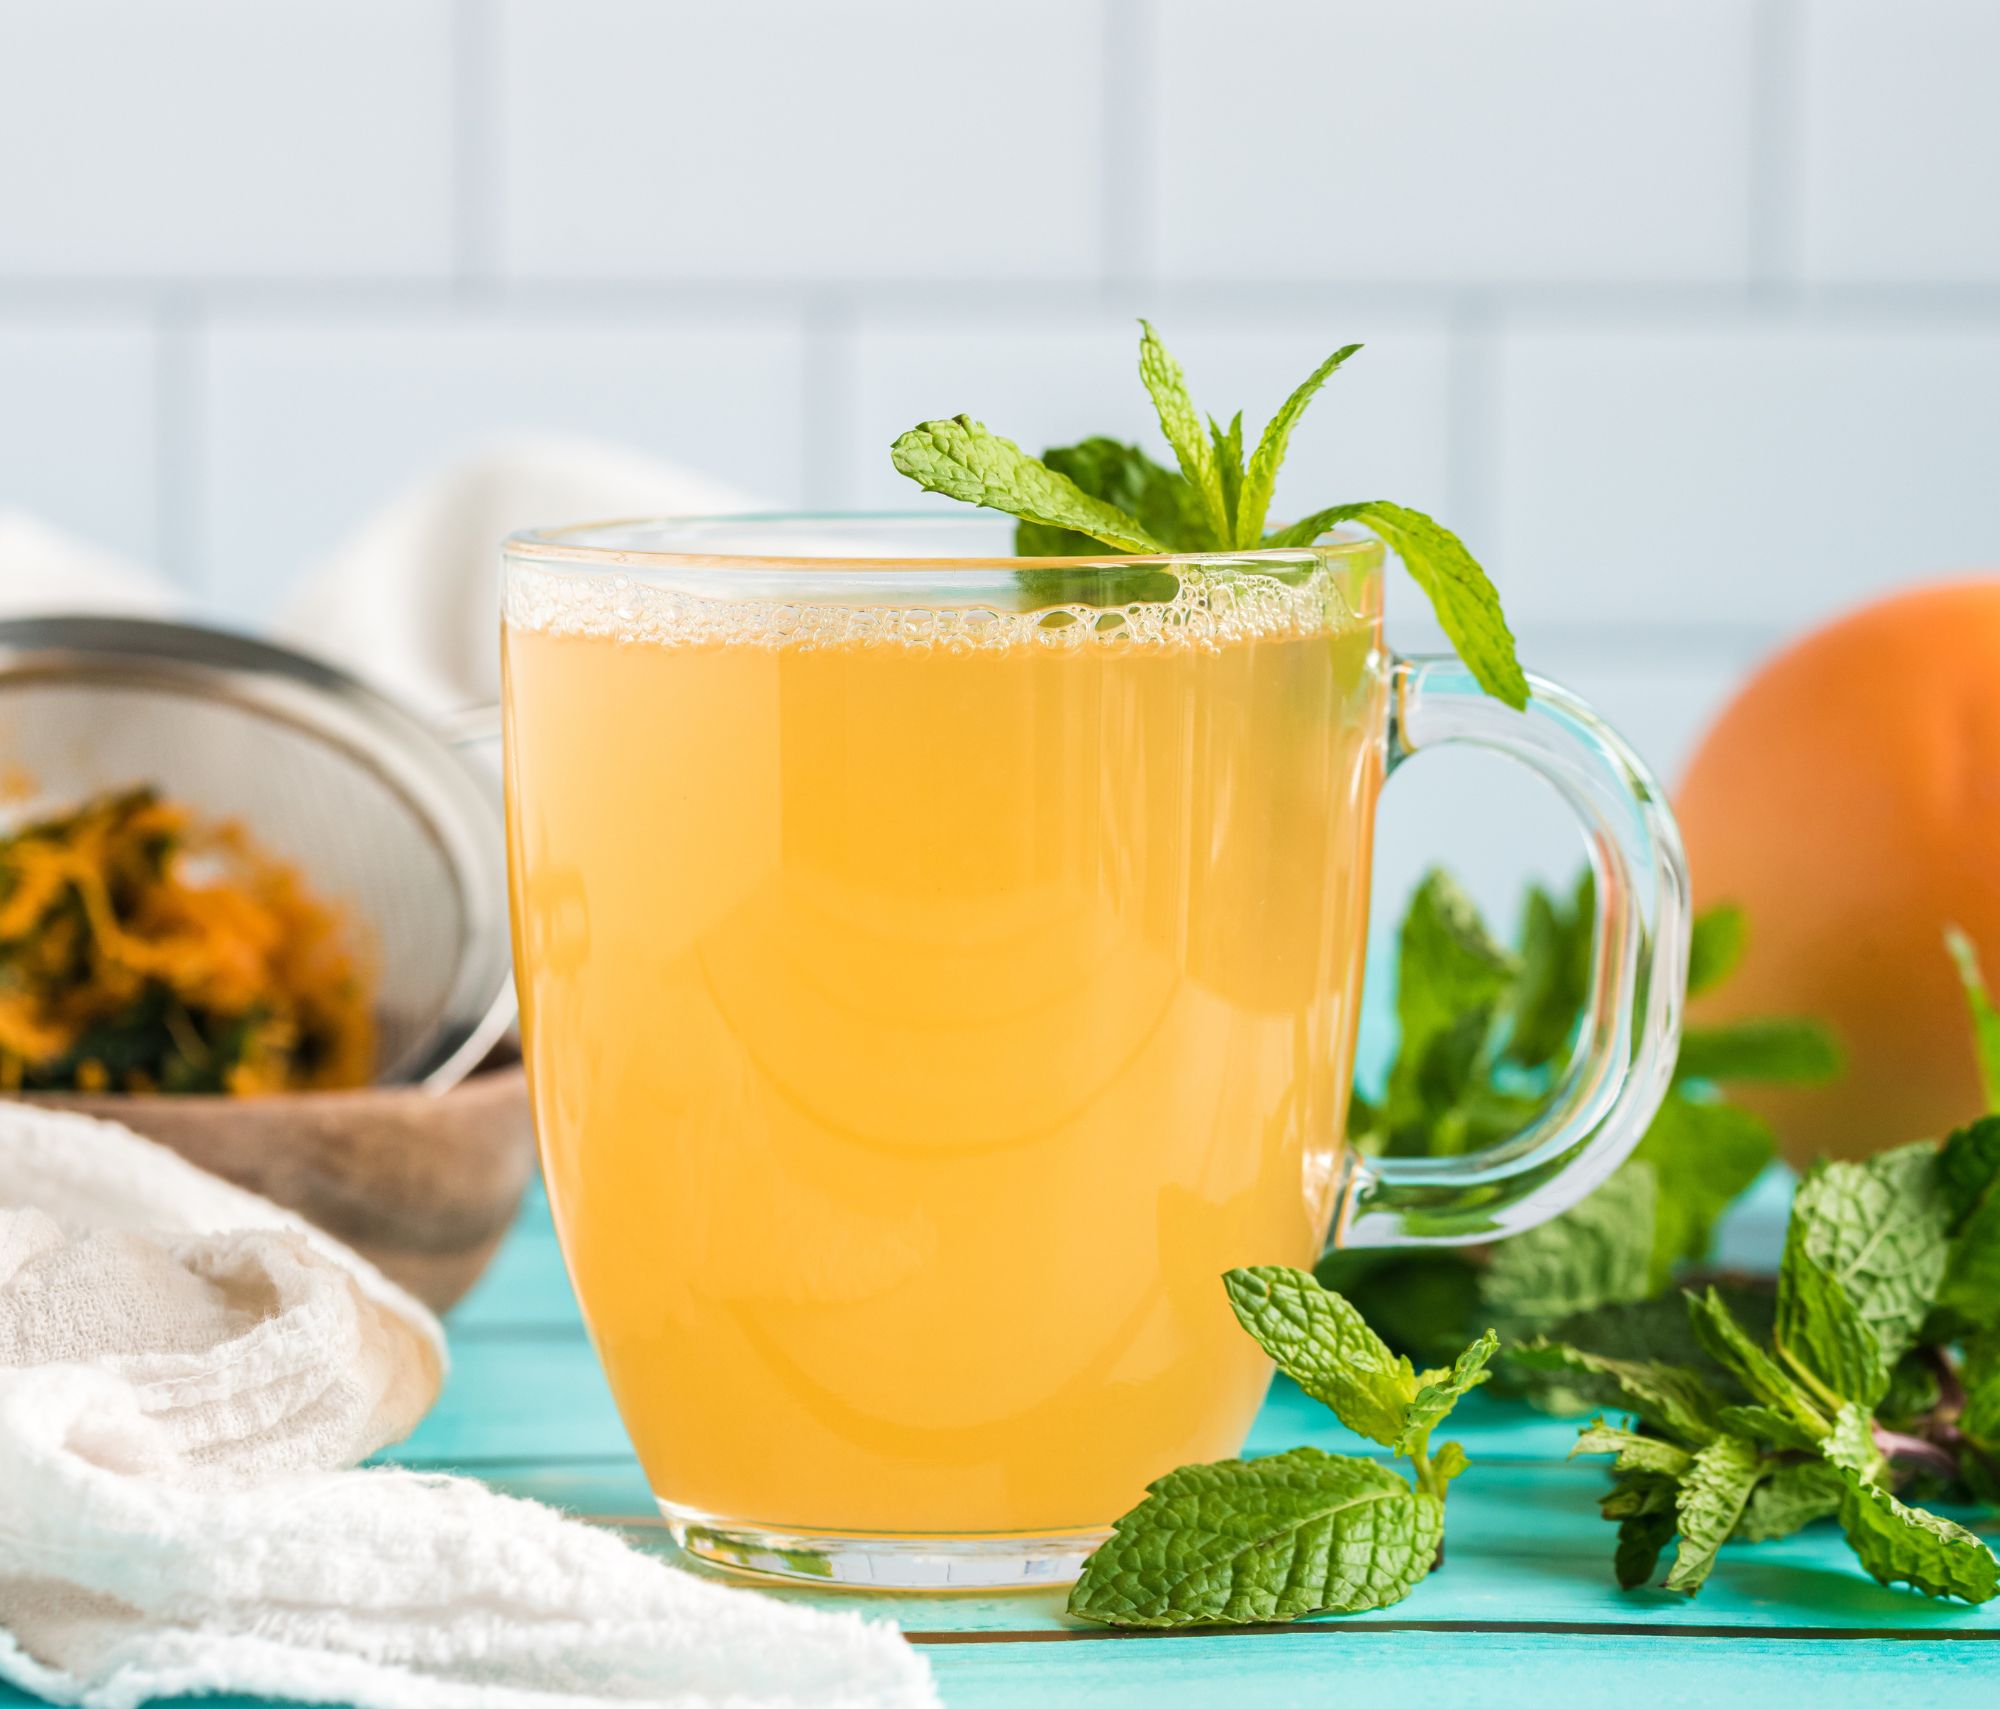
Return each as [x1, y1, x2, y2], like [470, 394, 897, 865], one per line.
[1676, 577, 2000, 1166]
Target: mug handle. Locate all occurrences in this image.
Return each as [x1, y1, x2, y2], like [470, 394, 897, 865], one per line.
[1332, 655, 1692, 1250]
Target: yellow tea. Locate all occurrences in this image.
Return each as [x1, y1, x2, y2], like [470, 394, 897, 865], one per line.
[503, 557, 1385, 1537]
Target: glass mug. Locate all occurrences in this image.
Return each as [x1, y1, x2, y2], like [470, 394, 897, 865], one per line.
[501, 516, 1688, 1589]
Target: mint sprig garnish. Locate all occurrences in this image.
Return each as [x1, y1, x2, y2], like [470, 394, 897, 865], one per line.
[888, 322, 1529, 710]
[1066, 1266, 1493, 1628]
[888, 417, 1166, 553]
[1530, 1125, 2000, 1602]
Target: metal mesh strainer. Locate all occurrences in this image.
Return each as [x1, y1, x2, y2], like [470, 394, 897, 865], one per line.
[0, 616, 514, 1090]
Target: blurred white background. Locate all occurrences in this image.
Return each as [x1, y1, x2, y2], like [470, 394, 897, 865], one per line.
[1, 0, 1995, 948]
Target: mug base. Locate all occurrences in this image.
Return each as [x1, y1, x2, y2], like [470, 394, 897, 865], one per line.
[657, 1498, 1109, 1592]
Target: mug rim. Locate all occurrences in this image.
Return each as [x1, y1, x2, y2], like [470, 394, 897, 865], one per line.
[503, 511, 1384, 577]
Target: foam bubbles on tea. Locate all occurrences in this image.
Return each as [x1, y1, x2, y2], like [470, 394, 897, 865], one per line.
[503, 560, 1365, 653]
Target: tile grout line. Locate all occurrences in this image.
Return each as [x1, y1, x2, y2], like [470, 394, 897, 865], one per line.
[799, 293, 854, 509]
[1097, 0, 1158, 294]
[1747, 0, 1807, 302]
[451, 0, 502, 295]
[8, 279, 2000, 326]
[1444, 293, 1500, 563]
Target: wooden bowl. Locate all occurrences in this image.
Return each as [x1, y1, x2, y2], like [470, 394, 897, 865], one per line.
[24, 1063, 536, 1313]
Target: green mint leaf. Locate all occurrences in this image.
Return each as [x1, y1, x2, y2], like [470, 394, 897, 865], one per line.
[1513, 1341, 1722, 1442]
[1664, 1433, 1763, 1595]
[1429, 1439, 1470, 1494]
[1939, 1115, 2000, 1227]
[1947, 927, 2000, 1115]
[1266, 500, 1528, 710]
[1832, 1466, 2000, 1603]
[1136, 321, 1228, 549]
[1676, 1019, 1843, 1087]
[1715, 1403, 1825, 1454]
[890, 417, 1165, 553]
[1616, 1510, 1678, 1589]
[1686, 904, 1748, 997]
[1223, 1266, 1411, 1446]
[1687, 1287, 1827, 1436]
[1015, 436, 1208, 556]
[1878, 1347, 1944, 1424]
[1399, 1330, 1499, 1454]
[1067, 1448, 1442, 1627]
[1398, 1083, 1550, 1163]
[1314, 1250, 1484, 1369]
[1776, 1232, 1888, 1410]
[1538, 1284, 1775, 1394]
[1394, 870, 1515, 1046]
[1384, 869, 1515, 1136]
[1342, 1088, 1385, 1149]
[1233, 343, 1362, 549]
[1788, 1144, 1952, 1366]
[1961, 1334, 2000, 1445]
[1735, 1459, 1844, 1542]
[1572, 1417, 1695, 1479]
[1505, 873, 1593, 1070]
[1632, 1095, 1774, 1280]
[1601, 1470, 1679, 1521]
[1938, 1116, 2000, 1331]
[1482, 1163, 1656, 1338]
[1822, 1401, 1883, 1479]
[1209, 412, 1244, 542]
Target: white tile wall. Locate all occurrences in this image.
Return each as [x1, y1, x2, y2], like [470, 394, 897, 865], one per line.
[1801, 0, 2000, 283]
[0, 1, 455, 279]
[1493, 318, 2000, 631]
[0, 0, 1990, 918]
[1153, 0, 1761, 284]
[0, 319, 158, 566]
[200, 312, 808, 614]
[496, 0, 1105, 281]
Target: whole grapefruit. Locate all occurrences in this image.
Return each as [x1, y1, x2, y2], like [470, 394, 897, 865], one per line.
[1676, 578, 2000, 1166]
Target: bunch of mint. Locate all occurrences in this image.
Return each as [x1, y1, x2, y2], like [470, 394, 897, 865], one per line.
[1319, 870, 1842, 1369]
[1528, 936, 2000, 1602]
[889, 321, 1529, 709]
[1530, 1132, 2000, 1600]
[1068, 1267, 1495, 1627]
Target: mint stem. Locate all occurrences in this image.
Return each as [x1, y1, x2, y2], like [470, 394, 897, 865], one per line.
[1873, 1424, 1962, 1484]
[1404, 1441, 1450, 1569]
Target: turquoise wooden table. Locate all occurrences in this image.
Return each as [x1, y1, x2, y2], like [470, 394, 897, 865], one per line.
[363, 1175, 1997, 1707]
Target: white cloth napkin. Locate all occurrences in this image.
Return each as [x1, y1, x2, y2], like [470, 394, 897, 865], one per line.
[273, 437, 751, 719]
[0, 513, 185, 620]
[0, 1101, 935, 1709]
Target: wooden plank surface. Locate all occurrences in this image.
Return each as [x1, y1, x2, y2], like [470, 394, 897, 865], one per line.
[9, 1177, 1998, 1707]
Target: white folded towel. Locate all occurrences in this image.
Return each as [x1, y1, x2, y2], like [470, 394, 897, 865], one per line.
[0, 1103, 935, 1709]
[275, 437, 752, 719]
